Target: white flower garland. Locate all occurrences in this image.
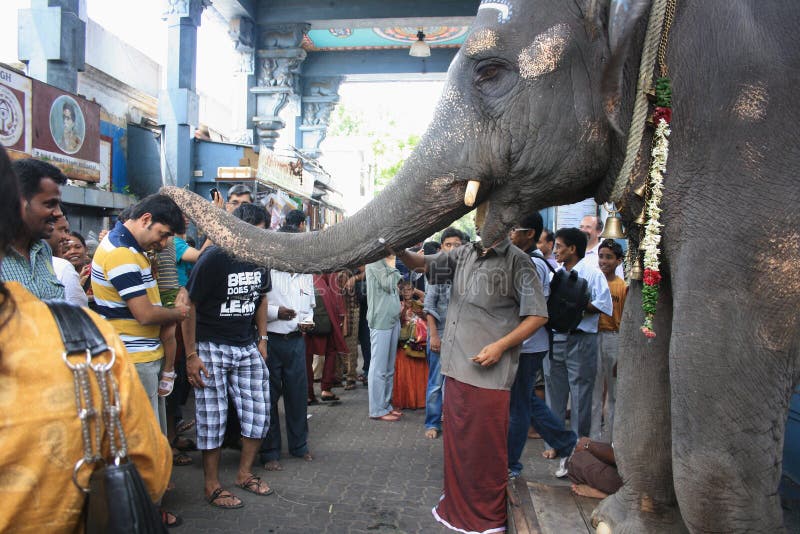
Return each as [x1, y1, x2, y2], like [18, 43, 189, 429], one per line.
[642, 119, 670, 271]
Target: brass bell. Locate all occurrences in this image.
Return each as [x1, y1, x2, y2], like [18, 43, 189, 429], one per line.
[632, 181, 647, 197]
[629, 262, 643, 280]
[600, 214, 626, 239]
[633, 207, 647, 225]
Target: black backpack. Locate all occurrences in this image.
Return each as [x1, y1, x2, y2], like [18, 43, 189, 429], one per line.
[532, 252, 591, 333]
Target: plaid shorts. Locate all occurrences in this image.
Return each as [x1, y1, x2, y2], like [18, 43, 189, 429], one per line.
[194, 341, 271, 450]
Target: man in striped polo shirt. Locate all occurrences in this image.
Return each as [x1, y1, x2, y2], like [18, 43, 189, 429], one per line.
[92, 194, 190, 432]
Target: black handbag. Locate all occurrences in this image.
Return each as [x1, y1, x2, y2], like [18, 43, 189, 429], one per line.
[311, 290, 333, 335]
[47, 301, 167, 534]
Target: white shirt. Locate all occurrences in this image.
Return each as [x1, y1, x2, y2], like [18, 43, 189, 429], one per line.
[584, 242, 625, 279]
[266, 270, 315, 334]
[52, 256, 88, 307]
[553, 257, 612, 337]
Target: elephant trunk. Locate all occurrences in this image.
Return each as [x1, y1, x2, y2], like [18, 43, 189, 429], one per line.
[161, 146, 476, 272]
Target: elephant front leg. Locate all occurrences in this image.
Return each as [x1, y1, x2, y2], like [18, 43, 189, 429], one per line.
[592, 281, 688, 533]
[668, 284, 793, 533]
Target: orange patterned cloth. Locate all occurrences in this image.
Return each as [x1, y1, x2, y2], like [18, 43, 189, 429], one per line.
[392, 347, 429, 409]
[0, 282, 172, 533]
[392, 300, 429, 409]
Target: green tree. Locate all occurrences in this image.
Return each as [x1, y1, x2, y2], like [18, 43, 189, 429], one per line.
[328, 104, 365, 137]
[429, 213, 477, 243]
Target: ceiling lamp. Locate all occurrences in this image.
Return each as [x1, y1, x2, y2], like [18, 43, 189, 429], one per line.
[409, 29, 431, 57]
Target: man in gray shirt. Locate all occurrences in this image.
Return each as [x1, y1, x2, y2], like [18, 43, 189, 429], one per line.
[397, 236, 548, 533]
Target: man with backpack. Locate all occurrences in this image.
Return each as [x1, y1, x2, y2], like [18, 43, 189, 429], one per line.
[545, 228, 612, 438]
[507, 213, 577, 478]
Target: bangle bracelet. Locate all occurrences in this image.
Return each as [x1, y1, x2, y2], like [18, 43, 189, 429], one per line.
[186, 351, 198, 360]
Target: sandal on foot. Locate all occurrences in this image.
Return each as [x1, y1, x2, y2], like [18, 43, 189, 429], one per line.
[160, 508, 184, 527]
[173, 451, 193, 466]
[425, 428, 440, 439]
[207, 487, 244, 509]
[320, 393, 340, 401]
[158, 370, 176, 397]
[236, 475, 274, 496]
[176, 418, 196, 434]
[343, 381, 356, 390]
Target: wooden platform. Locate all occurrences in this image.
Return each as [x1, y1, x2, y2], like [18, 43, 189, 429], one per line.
[508, 477, 598, 534]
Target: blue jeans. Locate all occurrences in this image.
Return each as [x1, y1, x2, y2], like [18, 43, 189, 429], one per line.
[367, 323, 400, 417]
[424, 346, 444, 430]
[508, 351, 577, 476]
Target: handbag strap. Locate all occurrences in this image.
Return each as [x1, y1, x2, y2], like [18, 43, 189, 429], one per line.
[47, 301, 128, 492]
[48, 300, 109, 356]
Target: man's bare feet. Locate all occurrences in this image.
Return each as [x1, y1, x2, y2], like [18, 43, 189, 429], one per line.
[425, 428, 440, 439]
[542, 448, 557, 459]
[264, 460, 283, 471]
[301, 452, 313, 462]
[571, 483, 608, 499]
[528, 428, 541, 439]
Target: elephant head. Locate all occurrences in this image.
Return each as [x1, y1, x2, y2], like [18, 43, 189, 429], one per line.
[163, 0, 651, 272]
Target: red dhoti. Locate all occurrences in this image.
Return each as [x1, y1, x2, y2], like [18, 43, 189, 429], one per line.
[433, 377, 510, 533]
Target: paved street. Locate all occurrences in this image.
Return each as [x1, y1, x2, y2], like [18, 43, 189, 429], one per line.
[167, 377, 566, 533]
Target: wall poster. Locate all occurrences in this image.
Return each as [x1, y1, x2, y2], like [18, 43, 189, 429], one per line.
[31, 79, 101, 182]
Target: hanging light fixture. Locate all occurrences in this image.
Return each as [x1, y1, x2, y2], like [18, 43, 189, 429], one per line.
[409, 29, 431, 57]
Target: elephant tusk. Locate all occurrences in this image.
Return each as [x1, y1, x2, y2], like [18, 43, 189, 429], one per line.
[596, 521, 612, 534]
[464, 180, 481, 207]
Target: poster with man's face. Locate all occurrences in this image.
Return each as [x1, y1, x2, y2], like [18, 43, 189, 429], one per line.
[49, 95, 85, 154]
[31, 80, 100, 182]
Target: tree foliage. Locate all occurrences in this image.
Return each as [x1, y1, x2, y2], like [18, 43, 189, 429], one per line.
[328, 104, 421, 193]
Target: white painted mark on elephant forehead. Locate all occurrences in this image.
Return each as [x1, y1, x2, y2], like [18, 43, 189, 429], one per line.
[518, 24, 571, 79]
[732, 83, 768, 121]
[478, 0, 513, 24]
[465, 29, 499, 56]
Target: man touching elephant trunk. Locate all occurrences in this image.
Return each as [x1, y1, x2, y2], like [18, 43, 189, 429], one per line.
[395, 238, 547, 533]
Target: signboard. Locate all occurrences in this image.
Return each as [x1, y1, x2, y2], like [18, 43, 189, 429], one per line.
[257, 150, 314, 198]
[555, 198, 597, 229]
[31, 79, 101, 182]
[0, 65, 32, 156]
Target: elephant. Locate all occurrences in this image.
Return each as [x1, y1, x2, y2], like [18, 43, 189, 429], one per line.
[164, 0, 800, 531]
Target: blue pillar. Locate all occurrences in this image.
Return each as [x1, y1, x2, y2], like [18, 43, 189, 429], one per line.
[158, 0, 207, 188]
[18, 0, 86, 93]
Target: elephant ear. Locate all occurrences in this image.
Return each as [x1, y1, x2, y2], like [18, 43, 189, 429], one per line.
[597, 0, 653, 132]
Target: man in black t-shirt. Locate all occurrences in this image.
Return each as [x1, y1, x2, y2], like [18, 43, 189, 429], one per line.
[182, 203, 273, 509]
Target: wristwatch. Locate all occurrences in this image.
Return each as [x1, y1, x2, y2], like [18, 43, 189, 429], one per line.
[259, 335, 269, 341]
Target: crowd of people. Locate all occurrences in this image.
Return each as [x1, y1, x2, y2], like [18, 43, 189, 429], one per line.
[0, 144, 628, 532]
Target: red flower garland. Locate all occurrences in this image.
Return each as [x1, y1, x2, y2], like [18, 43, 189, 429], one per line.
[643, 268, 662, 286]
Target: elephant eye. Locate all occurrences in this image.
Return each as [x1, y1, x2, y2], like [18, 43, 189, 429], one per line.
[473, 59, 517, 97]
[474, 61, 506, 84]
[476, 64, 500, 82]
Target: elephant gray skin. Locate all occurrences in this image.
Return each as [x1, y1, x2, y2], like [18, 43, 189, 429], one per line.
[163, 1, 800, 531]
